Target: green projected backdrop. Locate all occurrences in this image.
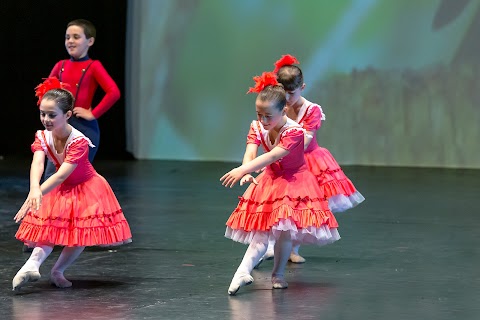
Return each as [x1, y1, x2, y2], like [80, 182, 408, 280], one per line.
[127, 0, 480, 168]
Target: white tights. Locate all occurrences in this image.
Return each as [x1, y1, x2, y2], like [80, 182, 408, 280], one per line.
[13, 244, 85, 290]
[271, 231, 292, 281]
[233, 233, 269, 278]
[228, 233, 268, 295]
[267, 239, 300, 255]
[228, 231, 293, 294]
[51, 246, 85, 288]
[12, 244, 53, 290]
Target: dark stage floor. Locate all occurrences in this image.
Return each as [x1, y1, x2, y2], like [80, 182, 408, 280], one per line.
[0, 158, 479, 320]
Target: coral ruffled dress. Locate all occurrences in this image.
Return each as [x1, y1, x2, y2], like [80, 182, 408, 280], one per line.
[225, 118, 340, 246]
[296, 100, 365, 212]
[15, 127, 132, 247]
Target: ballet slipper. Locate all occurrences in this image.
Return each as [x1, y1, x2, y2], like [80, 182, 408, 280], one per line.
[228, 274, 254, 296]
[272, 276, 288, 289]
[50, 271, 72, 288]
[288, 253, 306, 264]
[12, 270, 41, 291]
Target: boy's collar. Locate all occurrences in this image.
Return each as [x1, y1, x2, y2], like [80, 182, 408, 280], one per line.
[70, 55, 90, 62]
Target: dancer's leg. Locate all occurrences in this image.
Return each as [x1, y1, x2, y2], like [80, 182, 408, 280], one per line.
[228, 233, 268, 295]
[254, 238, 275, 269]
[271, 231, 292, 289]
[50, 246, 85, 288]
[13, 244, 54, 290]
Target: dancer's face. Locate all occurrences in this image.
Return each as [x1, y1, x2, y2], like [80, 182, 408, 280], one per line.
[285, 84, 305, 107]
[39, 99, 71, 132]
[255, 98, 286, 131]
[65, 25, 94, 60]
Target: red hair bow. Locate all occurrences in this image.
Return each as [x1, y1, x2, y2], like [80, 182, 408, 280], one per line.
[247, 71, 279, 94]
[34, 77, 69, 106]
[273, 54, 300, 73]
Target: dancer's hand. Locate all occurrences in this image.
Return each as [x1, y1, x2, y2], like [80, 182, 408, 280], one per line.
[14, 199, 31, 223]
[220, 168, 245, 188]
[73, 107, 96, 120]
[240, 174, 258, 186]
[14, 188, 42, 223]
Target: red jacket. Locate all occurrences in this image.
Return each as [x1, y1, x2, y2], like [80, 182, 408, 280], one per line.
[49, 58, 120, 118]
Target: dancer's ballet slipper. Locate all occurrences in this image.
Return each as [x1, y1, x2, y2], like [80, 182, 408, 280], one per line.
[288, 253, 306, 264]
[12, 270, 41, 291]
[50, 271, 72, 288]
[228, 274, 254, 295]
[272, 276, 288, 289]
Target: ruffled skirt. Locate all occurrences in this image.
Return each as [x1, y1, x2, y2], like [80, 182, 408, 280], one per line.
[16, 174, 132, 247]
[225, 166, 340, 246]
[305, 147, 365, 212]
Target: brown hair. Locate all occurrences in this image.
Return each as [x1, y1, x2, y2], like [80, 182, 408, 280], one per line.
[277, 65, 303, 91]
[42, 89, 75, 114]
[257, 85, 286, 111]
[67, 19, 96, 39]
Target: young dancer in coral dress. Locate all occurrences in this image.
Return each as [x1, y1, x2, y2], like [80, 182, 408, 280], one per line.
[12, 78, 131, 291]
[221, 72, 340, 295]
[259, 55, 364, 265]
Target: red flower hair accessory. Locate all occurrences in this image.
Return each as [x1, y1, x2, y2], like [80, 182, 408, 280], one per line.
[34, 77, 69, 106]
[273, 54, 300, 73]
[247, 72, 279, 94]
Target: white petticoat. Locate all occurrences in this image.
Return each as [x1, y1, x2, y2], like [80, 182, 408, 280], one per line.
[328, 191, 365, 213]
[225, 218, 340, 246]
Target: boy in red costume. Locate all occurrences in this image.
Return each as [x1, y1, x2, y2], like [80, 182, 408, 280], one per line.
[45, 18, 120, 176]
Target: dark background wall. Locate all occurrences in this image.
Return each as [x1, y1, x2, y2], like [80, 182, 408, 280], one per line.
[0, 0, 128, 160]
